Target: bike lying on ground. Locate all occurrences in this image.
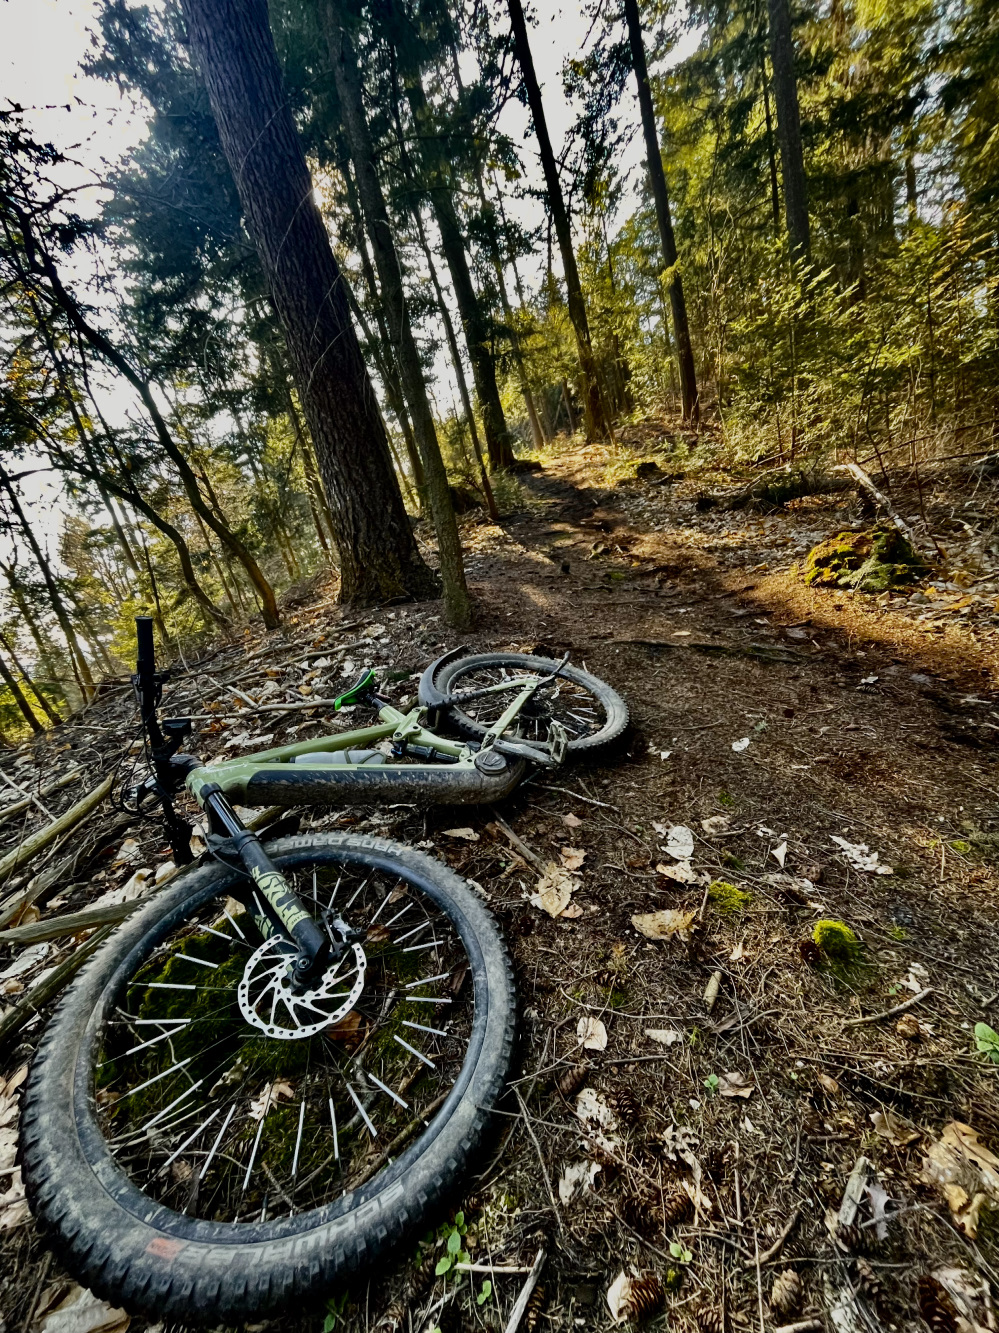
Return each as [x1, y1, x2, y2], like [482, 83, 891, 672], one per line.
[20, 619, 627, 1323]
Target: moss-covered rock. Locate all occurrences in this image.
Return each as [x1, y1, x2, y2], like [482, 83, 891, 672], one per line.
[812, 918, 862, 965]
[804, 526, 928, 593]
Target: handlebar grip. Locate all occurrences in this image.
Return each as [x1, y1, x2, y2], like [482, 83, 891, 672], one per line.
[135, 616, 156, 674]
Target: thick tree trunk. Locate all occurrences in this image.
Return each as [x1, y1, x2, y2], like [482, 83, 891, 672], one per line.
[179, 0, 436, 607]
[507, 0, 612, 443]
[767, 0, 811, 266]
[326, 8, 470, 629]
[624, 0, 699, 425]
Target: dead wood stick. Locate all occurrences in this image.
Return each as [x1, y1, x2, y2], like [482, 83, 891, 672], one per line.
[842, 987, 932, 1026]
[0, 770, 52, 823]
[0, 768, 83, 828]
[773, 1322, 822, 1333]
[837, 461, 922, 549]
[502, 1247, 546, 1333]
[0, 774, 113, 889]
[0, 923, 116, 1048]
[0, 894, 152, 944]
[512, 1089, 563, 1233]
[542, 784, 620, 811]
[741, 1206, 801, 1267]
[487, 815, 546, 873]
[187, 697, 343, 722]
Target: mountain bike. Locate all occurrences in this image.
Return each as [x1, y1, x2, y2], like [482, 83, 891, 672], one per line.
[20, 619, 627, 1323]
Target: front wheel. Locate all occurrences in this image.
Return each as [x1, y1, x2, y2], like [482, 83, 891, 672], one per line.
[428, 651, 628, 754]
[20, 834, 515, 1324]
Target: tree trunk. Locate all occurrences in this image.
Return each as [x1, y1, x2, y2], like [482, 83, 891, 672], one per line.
[326, 7, 470, 629]
[507, 0, 612, 443]
[339, 152, 427, 499]
[760, 51, 782, 235]
[0, 464, 95, 699]
[0, 645, 43, 734]
[767, 0, 811, 266]
[0, 625, 58, 725]
[386, 33, 514, 471]
[624, 0, 699, 425]
[412, 206, 500, 522]
[1, 570, 68, 708]
[179, 0, 436, 608]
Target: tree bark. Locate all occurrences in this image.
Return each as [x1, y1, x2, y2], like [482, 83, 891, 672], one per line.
[386, 29, 514, 471]
[412, 207, 500, 522]
[623, 0, 699, 425]
[760, 51, 782, 235]
[767, 0, 811, 266]
[0, 644, 44, 733]
[0, 627, 61, 725]
[0, 464, 95, 699]
[507, 0, 613, 442]
[326, 7, 471, 629]
[178, 0, 436, 607]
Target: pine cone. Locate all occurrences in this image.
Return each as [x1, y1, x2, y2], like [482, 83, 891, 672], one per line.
[799, 938, 821, 966]
[556, 1062, 590, 1099]
[620, 1192, 660, 1238]
[379, 1252, 437, 1329]
[696, 1308, 723, 1333]
[701, 1143, 728, 1180]
[619, 1273, 666, 1322]
[855, 1258, 883, 1312]
[918, 1275, 959, 1333]
[613, 1087, 644, 1124]
[524, 1282, 546, 1332]
[434, 1304, 462, 1333]
[661, 1188, 694, 1230]
[770, 1269, 803, 1317]
[834, 1221, 872, 1255]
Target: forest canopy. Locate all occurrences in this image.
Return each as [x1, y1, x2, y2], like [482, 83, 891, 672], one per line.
[0, 0, 996, 736]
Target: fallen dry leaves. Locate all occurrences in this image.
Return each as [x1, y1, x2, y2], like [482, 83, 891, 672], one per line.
[920, 1121, 999, 1237]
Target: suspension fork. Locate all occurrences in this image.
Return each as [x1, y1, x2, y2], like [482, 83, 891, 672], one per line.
[198, 784, 330, 990]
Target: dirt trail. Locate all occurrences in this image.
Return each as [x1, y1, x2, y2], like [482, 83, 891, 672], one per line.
[1, 443, 998, 1330]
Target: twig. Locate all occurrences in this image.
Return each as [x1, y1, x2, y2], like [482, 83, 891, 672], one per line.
[773, 1322, 822, 1333]
[837, 461, 922, 550]
[842, 988, 933, 1026]
[754, 1233, 765, 1333]
[542, 784, 620, 811]
[741, 1207, 801, 1267]
[502, 1247, 546, 1333]
[513, 1089, 564, 1233]
[488, 814, 547, 873]
[454, 1263, 535, 1274]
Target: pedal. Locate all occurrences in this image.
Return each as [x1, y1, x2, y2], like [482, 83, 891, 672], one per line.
[548, 719, 569, 765]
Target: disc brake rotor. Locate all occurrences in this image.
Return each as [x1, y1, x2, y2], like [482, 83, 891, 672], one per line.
[237, 937, 366, 1040]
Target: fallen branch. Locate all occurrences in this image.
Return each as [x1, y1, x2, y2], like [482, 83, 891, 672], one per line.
[0, 894, 150, 945]
[0, 768, 83, 828]
[837, 461, 922, 550]
[0, 923, 115, 1048]
[543, 785, 620, 812]
[0, 774, 113, 889]
[842, 987, 933, 1026]
[502, 1247, 546, 1333]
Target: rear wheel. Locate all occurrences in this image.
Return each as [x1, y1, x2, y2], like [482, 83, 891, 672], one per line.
[430, 651, 628, 754]
[20, 834, 515, 1324]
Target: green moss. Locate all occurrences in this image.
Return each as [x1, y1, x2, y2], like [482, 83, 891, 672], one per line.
[720, 850, 746, 871]
[718, 790, 735, 808]
[949, 840, 972, 855]
[813, 919, 862, 965]
[804, 526, 928, 594]
[708, 880, 752, 913]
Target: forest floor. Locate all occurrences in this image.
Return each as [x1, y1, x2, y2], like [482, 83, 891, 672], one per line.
[1, 424, 999, 1333]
